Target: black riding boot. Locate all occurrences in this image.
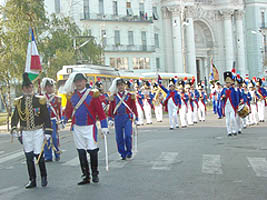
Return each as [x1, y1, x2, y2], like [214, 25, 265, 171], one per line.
[35, 153, 48, 187]
[77, 149, 90, 185]
[88, 148, 99, 183]
[25, 152, 36, 189]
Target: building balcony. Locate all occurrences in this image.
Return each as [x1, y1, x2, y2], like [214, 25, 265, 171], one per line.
[104, 44, 156, 52]
[80, 13, 153, 23]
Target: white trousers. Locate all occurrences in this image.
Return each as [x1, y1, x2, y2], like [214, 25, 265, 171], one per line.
[179, 104, 188, 127]
[193, 102, 198, 123]
[187, 105, 193, 125]
[241, 116, 249, 128]
[198, 102, 206, 121]
[225, 104, 237, 134]
[136, 102, 144, 125]
[143, 100, 152, 124]
[73, 125, 98, 150]
[154, 104, 163, 122]
[236, 115, 242, 132]
[249, 104, 258, 125]
[22, 129, 44, 154]
[168, 99, 179, 128]
[257, 100, 265, 121]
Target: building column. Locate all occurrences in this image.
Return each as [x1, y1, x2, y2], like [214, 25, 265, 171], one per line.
[203, 57, 208, 83]
[223, 10, 235, 70]
[236, 10, 247, 75]
[162, 7, 174, 72]
[185, 16, 197, 76]
[169, 7, 183, 73]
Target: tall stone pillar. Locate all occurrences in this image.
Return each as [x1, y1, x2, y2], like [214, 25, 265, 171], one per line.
[236, 10, 247, 75]
[168, 7, 183, 73]
[223, 10, 235, 70]
[162, 7, 174, 73]
[185, 15, 197, 76]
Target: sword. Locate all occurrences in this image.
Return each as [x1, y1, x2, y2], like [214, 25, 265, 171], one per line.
[133, 123, 138, 155]
[103, 134, 109, 172]
[36, 138, 48, 164]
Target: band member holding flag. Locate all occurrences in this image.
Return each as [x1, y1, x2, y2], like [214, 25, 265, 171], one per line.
[11, 73, 52, 189]
[63, 72, 109, 185]
[108, 78, 138, 160]
[41, 78, 62, 162]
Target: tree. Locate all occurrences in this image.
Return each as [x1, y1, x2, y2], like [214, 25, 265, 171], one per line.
[0, 0, 48, 130]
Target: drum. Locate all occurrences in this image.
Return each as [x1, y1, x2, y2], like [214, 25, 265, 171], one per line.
[237, 104, 249, 118]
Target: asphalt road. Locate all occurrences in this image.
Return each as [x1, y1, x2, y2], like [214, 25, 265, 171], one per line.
[0, 111, 267, 200]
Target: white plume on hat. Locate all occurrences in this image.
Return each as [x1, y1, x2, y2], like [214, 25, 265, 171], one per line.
[63, 72, 85, 94]
[41, 77, 56, 90]
[109, 77, 121, 95]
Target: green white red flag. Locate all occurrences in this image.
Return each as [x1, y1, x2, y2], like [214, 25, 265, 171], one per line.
[25, 28, 42, 81]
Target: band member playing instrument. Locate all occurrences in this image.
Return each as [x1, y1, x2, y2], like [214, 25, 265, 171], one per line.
[64, 73, 109, 185]
[256, 78, 267, 122]
[11, 73, 52, 188]
[221, 71, 239, 136]
[197, 82, 207, 122]
[152, 82, 164, 122]
[235, 74, 244, 134]
[143, 81, 153, 124]
[95, 78, 110, 113]
[135, 80, 145, 126]
[190, 77, 199, 124]
[41, 78, 62, 162]
[185, 79, 194, 126]
[248, 80, 258, 125]
[178, 79, 189, 128]
[158, 77, 181, 130]
[108, 78, 138, 160]
[210, 83, 217, 115]
[241, 80, 251, 128]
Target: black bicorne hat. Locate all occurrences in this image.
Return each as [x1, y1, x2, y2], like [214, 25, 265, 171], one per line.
[116, 78, 125, 85]
[224, 71, 234, 83]
[74, 73, 87, 82]
[22, 73, 33, 87]
[95, 81, 103, 89]
[256, 78, 262, 86]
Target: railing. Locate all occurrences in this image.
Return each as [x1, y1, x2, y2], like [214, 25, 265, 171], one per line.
[104, 44, 155, 52]
[80, 13, 153, 23]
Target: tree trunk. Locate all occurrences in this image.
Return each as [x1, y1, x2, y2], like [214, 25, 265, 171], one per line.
[0, 84, 9, 131]
[7, 79, 11, 131]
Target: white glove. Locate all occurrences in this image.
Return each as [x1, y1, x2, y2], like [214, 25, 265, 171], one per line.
[45, 134, 51, 141]
[102, 128, 109, 135]
[108, 120, 114, 127]
[11, 130, 19, 138]
[59, 120, 66, 129]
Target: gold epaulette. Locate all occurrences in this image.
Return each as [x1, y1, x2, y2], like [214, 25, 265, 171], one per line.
[92, 89, 100, 98]
[130, 92, 136, 100]
[36, 95, 47, 105]
[109, 95, 115, 101]
[14, 96, 23, 107]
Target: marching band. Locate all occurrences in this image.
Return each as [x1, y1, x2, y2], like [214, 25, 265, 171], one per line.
[10, 70, 267, 189]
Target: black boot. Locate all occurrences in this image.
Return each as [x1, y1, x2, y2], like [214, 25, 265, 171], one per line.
[25, 152, 36, 189]
[35, 153, 48, 187]
[88, 148, 99, 183]
[77, 149, 90, 185]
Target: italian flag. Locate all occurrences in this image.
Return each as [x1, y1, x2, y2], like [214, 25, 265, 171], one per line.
[25, 28, 42, 81]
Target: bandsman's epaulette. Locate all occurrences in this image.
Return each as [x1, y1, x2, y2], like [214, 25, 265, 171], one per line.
[92, 89, 100, 98]
[36, 95, 47, 105]
[130, 92, 136, 100]
[109, 95, 115, 101]
[14, 96, 23, 106]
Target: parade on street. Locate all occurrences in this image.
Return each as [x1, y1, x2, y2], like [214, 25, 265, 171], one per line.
[1, 0, 267, 200]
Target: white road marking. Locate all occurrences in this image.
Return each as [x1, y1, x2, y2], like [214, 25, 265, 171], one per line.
[0, 151, 24, 164]
[109, 160, 129, 168]
[202, 154, 223, 175]
[0, 186, 24, 200]
[247, 157, 267, 177]
[152, 152, 179, 170]
[0, 186, 19, 194]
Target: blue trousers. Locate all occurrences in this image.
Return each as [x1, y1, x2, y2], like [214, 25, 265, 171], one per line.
[212, 99, 217, 114]
[44, 120, 60, 160]
[114, 114, 133, 158]
[217, 101, 223, 118]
